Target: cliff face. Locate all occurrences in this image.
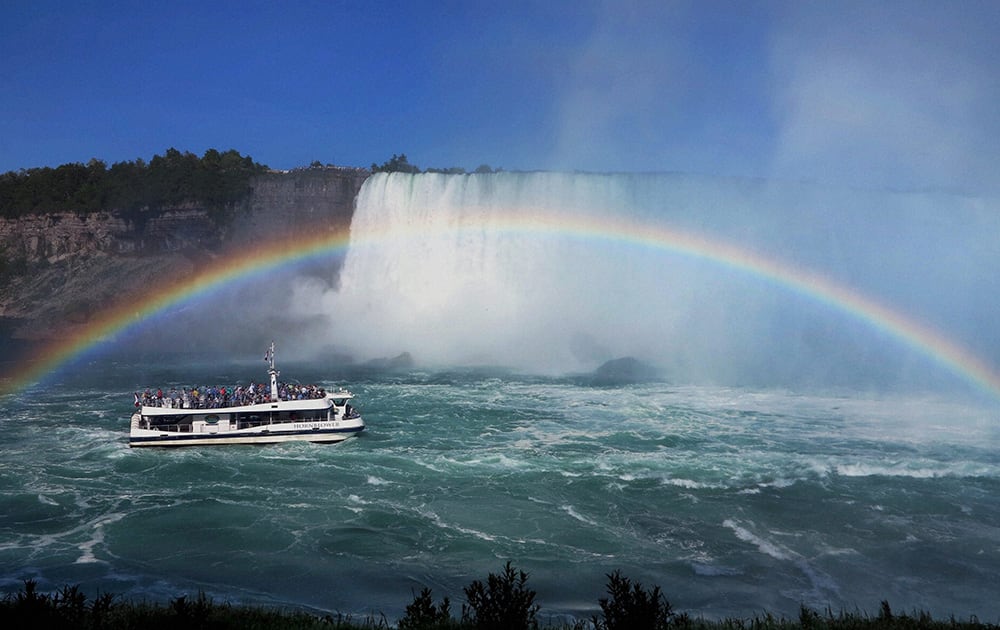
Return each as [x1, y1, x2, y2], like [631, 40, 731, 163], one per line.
[228, 167, 368, 244]
[0, 168, 368, 343]
[0, 208, 219, 263]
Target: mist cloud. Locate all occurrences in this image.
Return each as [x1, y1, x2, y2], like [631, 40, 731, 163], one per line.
[548, 2, 691, 173]
[767, 2, 1000, 193]
[538, 1, 1000, 193]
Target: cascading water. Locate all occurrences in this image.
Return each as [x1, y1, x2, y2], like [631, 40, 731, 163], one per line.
[316, 172, 1000, 390]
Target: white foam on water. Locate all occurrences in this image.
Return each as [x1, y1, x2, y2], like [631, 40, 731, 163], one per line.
[724, 518, 842, 603]
[75, 513, 126, 564]
[724, 519, 793, 562]
[662, 477, 725, 490]
[692, 563, 742, 576]
[418, 508, 497, 542]
[347, 494, 369, 505]
[561, 505, 600, 528]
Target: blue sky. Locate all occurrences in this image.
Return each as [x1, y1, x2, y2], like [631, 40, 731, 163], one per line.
[2, 1, 998, 192]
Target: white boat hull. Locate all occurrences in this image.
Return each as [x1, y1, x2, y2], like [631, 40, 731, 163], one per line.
[129, 393, 365, 447]
[129, 420, 365, 447]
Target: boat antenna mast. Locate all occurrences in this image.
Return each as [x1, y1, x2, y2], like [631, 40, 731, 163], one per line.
[265, 341, 279, 401]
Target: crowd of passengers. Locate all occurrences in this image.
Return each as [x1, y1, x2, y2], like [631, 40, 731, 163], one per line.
[136, 382, 328, 409]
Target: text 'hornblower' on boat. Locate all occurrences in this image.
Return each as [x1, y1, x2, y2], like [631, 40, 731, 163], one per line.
[129, 342, 365, 447]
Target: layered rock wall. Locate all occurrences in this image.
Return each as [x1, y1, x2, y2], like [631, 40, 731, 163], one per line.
[0, 168, 368, 341]
[0, 208, 219, 263]
[0, 167, 368, 264]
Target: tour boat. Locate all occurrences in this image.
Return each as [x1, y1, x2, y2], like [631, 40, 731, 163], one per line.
[129, 343, 365, 447]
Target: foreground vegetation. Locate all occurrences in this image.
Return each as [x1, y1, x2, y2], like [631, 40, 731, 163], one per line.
[2, 563, 996, 630]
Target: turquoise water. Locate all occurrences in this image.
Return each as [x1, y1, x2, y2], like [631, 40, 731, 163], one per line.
[2, 362, 1000, 623]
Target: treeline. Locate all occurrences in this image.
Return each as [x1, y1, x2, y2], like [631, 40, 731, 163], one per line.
[1, 150, 493, 220]
[0, 148, 268, 220]
[372, 153, 498, 175]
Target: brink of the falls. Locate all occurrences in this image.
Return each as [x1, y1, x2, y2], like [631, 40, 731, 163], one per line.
[306, 171, 1000, 392]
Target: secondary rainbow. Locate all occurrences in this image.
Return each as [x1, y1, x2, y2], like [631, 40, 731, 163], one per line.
[5, 212, 1000, 400]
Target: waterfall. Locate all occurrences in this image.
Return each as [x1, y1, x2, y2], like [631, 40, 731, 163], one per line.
[315, 172, 999, 387]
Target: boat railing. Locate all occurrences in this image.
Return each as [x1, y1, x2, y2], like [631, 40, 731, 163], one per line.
[139, 385, 331, 410]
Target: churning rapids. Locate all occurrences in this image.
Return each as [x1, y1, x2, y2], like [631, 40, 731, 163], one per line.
[2, 365, 999, 622]
[3, 172, 1000, 622]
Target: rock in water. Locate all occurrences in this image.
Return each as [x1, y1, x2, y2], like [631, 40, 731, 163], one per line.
[591, 357, 660, 385]
[364, 352, 415, 369]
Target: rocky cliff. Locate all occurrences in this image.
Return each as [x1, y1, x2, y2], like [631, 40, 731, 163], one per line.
[0, 167, 368, 346]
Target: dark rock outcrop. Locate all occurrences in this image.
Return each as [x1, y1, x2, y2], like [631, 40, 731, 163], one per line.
[363, 352, 416, 370]
[589, 356, 662, 385]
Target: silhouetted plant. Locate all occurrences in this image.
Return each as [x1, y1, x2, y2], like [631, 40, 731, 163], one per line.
[462, 561, 539, 630]
[398, 587, 454, 629]
[170, 590, 212, 626]
[3, 575, 999, 630]
[12, 578, 51, 623]
[879, 600, 893, 622]
[593, 571, 674, 630]
[54, 584, 88, 625]
[90, 590, 117, 628]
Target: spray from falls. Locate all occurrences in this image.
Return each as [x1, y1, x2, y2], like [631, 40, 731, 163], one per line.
[310, 172, 1000, 390]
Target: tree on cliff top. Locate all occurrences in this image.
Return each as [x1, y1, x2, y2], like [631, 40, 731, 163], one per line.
[371, 153, 421, 174]
[0, 148, 267, 220]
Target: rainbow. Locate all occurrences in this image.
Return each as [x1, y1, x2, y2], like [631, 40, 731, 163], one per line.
[1, 226, 353, 396]
[5, 212, 1000, 400]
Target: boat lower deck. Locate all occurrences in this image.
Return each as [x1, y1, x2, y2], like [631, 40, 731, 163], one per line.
[128, 422, 364, 446]
[129, 407, 365, 447]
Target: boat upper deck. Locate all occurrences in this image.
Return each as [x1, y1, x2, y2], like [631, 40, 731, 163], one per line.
[140, 397, 338, 417]
[135, 381, 355, 415]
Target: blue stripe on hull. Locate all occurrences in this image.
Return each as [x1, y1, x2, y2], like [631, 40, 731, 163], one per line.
[129, 425, 364, 447]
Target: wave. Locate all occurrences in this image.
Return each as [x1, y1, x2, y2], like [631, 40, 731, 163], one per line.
[5, 372, 1000, 620]
[723, 519, 842, 607]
